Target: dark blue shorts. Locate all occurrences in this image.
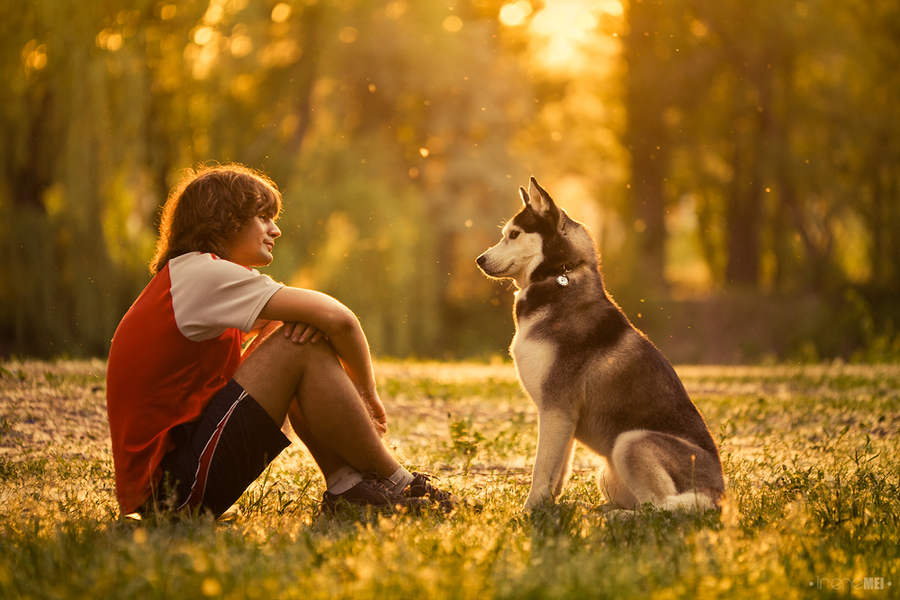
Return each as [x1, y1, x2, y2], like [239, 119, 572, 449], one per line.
[143, 379, 290, 518]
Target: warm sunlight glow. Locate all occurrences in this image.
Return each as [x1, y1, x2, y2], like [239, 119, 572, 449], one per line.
[23, 41, 48, 69]
[499, 1, 533, 27]
[599, 0, 623, 17]
[230, 35, 253, 58]
[204, 4, 224, 25]
[271, 3, 291, 24]
[385, 1, 408, 20]
[106, 33, 124, 52]
[160, 4, 177, 20]
[443, 15, 464, 32]
[193, 26, 215, 46]
[526, 0, 623, 73]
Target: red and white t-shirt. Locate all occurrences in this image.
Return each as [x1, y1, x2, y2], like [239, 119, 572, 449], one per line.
[106, 252, 283, 514]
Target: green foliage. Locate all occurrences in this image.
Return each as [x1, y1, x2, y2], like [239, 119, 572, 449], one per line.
[2, 0, 900, 361]
[448, 414, 486, 474]
[625, 0, 900, 293]
[2, 359, 900, 598]
[846, 288, 900, 363]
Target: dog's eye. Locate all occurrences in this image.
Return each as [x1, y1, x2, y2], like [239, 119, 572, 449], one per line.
[509, 230, 520, 240]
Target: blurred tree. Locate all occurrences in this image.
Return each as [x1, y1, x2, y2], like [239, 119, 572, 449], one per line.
[2, 0, 899, 361]
[623, 0, 676, 292]
[273, 0, 531, 357]
[0, 0, 149, 356]
[841, 0, 900, 289]
[647, 0, 897, 293]
[0, 0, 332, 356]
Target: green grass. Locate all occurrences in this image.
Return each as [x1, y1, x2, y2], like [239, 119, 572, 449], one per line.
[1, 359, 898, 599]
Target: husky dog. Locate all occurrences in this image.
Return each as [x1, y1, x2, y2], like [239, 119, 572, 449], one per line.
[476, 178, 724, 512]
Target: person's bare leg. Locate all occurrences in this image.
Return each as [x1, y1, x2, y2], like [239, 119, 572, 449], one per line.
[286, 401, 349, 478]
[233, 328, 401, 480]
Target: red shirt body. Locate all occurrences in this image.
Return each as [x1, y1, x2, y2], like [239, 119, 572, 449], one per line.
[106, 252, 282, 514]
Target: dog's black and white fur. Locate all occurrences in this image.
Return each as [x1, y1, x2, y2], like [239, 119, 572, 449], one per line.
[477, 178, 725, 512]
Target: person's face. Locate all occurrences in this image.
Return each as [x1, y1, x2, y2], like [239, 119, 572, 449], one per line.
[224, 212, 281, 267]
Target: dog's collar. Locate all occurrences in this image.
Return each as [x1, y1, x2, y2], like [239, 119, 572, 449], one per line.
[531, 261, 583, 288]
[555, 263, 578, 287]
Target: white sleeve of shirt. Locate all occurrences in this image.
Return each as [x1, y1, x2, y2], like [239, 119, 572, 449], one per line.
[168, 252, 285, 342]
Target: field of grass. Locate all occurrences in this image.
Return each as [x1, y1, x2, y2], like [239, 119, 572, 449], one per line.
[1, 358, 898, 599]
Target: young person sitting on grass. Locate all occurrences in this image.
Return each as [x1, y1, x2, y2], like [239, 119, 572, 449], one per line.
[106, 163, 460, 518]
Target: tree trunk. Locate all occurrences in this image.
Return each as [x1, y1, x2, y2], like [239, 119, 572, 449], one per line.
[624, 0, 669, 291]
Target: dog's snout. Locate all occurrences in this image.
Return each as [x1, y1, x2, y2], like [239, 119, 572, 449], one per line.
[476, 254, 487, 267]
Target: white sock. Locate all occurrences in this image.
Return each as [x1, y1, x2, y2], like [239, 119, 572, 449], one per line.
[386, 466, 415, 492]
[325, 466, 364, 495]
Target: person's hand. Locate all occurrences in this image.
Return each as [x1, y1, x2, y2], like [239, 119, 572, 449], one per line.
[283, 321, 324, 344]
[372, 412, 387, 436]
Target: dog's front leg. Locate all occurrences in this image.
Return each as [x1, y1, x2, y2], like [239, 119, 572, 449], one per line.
[524, 409, 578, 511]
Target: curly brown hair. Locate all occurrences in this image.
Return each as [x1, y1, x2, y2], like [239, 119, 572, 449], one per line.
[150, 164, 282, 275]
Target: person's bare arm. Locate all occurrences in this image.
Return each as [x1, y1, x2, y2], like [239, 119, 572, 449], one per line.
[242, 319, 322, 355]
[257, 287, 386, 429]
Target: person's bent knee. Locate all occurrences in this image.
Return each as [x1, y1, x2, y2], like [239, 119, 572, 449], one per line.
[235, 332, 343, 425]
[237, 326, 344, 397]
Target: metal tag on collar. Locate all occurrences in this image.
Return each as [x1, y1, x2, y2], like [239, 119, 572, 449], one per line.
[557, 274, 569, 287]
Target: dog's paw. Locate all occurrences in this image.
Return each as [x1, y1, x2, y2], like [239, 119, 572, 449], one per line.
[523, 488, 555, 513]
[601, 507, 638, 520]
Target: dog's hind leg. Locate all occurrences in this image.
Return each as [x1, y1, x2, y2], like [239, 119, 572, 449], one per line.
[597, 459, 639, 509]
[611, 430, 719, 511]
[524, 409, 578, 511]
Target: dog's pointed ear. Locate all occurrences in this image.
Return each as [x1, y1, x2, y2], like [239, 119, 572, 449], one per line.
[527, 177, 558, 221]
[519, 186, 529, 206]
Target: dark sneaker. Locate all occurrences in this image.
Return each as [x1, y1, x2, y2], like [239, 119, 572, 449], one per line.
[320, 476, 429, 515]
[404, 472, 482, 513]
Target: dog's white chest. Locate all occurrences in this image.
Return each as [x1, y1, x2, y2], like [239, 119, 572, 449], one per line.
[510, 314, 555, 405]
